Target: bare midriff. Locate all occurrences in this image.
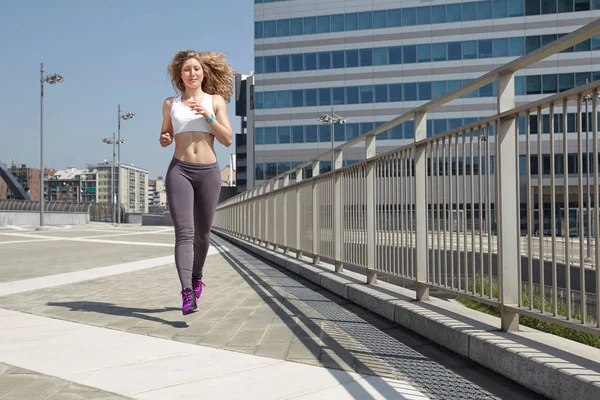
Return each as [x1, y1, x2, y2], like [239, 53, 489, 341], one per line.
[172, 131, 217, 164]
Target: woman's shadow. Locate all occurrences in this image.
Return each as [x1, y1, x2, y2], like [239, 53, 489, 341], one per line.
[47, 301, 189, 328]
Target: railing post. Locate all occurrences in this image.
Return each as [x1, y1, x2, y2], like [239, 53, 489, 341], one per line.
[366, 136, 377, 284]
[260, 184, 267, 246]
[312, 160, 321, 264]
[497, 72, 520, 332]
[283, 174, 290, 254]
[333, 149, 344, 272]
[414, 111, 430, 301]
[271, 180, 278, 250]
[296, 167, 303, 259]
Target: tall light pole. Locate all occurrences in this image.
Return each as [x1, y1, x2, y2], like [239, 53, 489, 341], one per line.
[318, 107, 346, 170]
[117, 104, 134, 224]
[102, 133, 123, 226]
[37, 63, 64, 231]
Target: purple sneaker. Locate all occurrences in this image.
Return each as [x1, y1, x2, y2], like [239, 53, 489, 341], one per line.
[181, 288, 198, 315]
[192, 279, 206, 300]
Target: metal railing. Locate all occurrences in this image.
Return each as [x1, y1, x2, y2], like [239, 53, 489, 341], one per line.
[214, 19, 600, 335]
[0, 199, 91, 213]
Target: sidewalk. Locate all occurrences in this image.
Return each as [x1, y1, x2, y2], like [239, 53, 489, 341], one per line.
[0, 224, 543, 399]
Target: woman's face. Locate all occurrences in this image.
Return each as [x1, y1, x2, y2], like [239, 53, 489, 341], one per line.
[180, 58, 204, 90]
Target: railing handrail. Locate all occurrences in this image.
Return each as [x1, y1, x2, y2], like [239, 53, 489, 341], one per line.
[0, 199, 93, 213]
[240, 17, 600, 195]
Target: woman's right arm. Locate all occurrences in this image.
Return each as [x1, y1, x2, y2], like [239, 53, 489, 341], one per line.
[160, 97, 174, 147]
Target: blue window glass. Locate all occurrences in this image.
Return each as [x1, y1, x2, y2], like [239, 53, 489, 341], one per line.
[332, 87, 345, 105]
[373, 10, 387, 28]
[318, 125, 331, 143]
[255, 57, 264, 74]
[418, 82, 432, 100]
[575, 38, 591, 52]
[375, 122, 388, 140]
[346, 86, 359, 104]
[332, 51, 344, 68]
[291, 18, 303, 35]
[576, 71, 591, 86]
[509, 37, 525, 56]
[255, 164, 264, 181]
[389, 84, 402, 102]
[277, 20, 290, 36]
[479, 39, 493, 58]
[334, 124, 345, 142]
[292, 90, 304, 107]
[265, 127, 277, 144]
[478, 1, 493, 18]
[402, 8, 416, 25]
[264, 21, 276, 38]
[277, 91, 290, 108]
[265, 92, 276, 108]
[318, 52, 331, 69]
[463, 41, 477, 59]
[404, 120, 415, 139]
[417, 44, 431, 62]
[255, 128, 264, 145]
[305, 89, 317, 107]
[331, 14, 344, 32]
[448, 42, 462, 60]
[255, 22, 263, 39]
[305, 125, 317, 143]
[542, 0, 557, 13]
[448, 80, 462, 92]
[304, 53, 317, 70]
[390, 124, 403, 139]
[255, 92, 264, 109]
[346, 123, 359, 141]
[463, 2, 477, 20]
[404, 83, 417, 101]
[462, 79, 477, 98]
[593, 35, 600, 50]
[318, 15, 330, 33]
[304, 17, 316, 34]
[278, 55, 290, 72]
[525, 0, 541, 15]
[345, 13, 359, 31]
[318, 88, 331, 106]
[509, 0, 525, 15]
[447, 4, 462, 21]
[278, 127, 290, 144]
[426, 120, 434, 137]
[448, 118, 463, 130]
[526, 75, 542, 94]
[433, 81, 447, 98]
[374, 47, 387, 65]
[494, 0, 509, 17]
[515, 76, 526, 95]
[360, 85, 374, 103]
[494, 38, 509, 57]
[359, 12, 373, 29]
[480, 83, 494, 97]
[278, 162, 291, 175]
[431, 43, 447, 61]
[403, 45, 417, 63]
[291, 54, 303, 71]
[526, 36, 541, 53]
[388, 9, 402, 27]
[542, 74, 558, 94]
[388, 46, 402, 64]
[374, 84, 388, 103]
[292, 126, 304, 143]
[346, 50, 359, 67]
[559, 0, 575, 11]
[360, 122, 374, 135]
[265, 56, 277, 73]
[541, 34, 556, 47]
[432, 5, 446, 23]
[417, 7, 431, 24]
[434, 119, 447, 135]
[360, 48, 373, 66]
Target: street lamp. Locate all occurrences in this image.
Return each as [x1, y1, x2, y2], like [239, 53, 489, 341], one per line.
[103, 133, 124, 226]
[37, 63, 64, 231]
[583, 90, 599, 263]
[318, 107, 346, 170]
[117, 104, 134, 224]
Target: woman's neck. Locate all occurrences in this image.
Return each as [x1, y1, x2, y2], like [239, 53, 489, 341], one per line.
[182, 87, 204, 100]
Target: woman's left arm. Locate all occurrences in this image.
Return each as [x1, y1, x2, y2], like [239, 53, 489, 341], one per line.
[209, 95, 233, 147]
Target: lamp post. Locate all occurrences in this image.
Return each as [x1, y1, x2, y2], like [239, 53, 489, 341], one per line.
[117, 104, 135, 224]
[37, 63, 64, 231]
[103, 133, 124, 226]
[318, 107, 346, 170]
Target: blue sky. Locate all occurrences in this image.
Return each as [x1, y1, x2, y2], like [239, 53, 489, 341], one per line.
[0, 0, 254, 179]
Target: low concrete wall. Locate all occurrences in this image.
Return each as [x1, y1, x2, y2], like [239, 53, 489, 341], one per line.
[213, 229, 600, 400]
[141, 212, 173, 226]
[0, 211, 89, 226]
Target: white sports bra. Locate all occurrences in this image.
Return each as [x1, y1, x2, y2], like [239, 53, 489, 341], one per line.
[170, 93, 215, 135]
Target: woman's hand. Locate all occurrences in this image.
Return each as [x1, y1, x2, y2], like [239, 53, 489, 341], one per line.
[159, 132, 173, 147]
[189, 99, 212, 119]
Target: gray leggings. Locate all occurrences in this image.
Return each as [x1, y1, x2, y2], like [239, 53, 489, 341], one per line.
[166, 157, 221, 289]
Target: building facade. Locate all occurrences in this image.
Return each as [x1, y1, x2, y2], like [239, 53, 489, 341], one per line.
[92, 162, 149, 214]
[148, 177, 167, 214]
[234, 73, 256, 192]
[47, 167, 98, 203]
[0, 163, 42, 201]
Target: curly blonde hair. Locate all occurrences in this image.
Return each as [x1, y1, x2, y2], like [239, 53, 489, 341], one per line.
[167, 50, 235, 102]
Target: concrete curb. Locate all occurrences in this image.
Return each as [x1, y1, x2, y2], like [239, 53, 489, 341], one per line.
[214, 231, 600, 400]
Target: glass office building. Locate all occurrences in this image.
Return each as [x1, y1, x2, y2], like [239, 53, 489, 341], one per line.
[251, 0, 600, 189]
